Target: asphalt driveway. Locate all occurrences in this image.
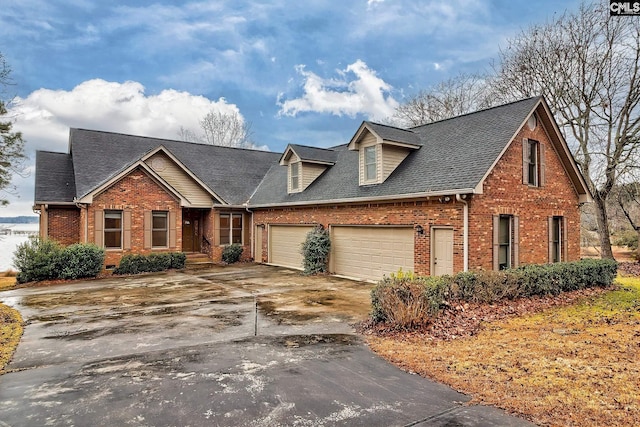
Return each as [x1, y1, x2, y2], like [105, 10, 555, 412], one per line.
[0, 264, 534, 426]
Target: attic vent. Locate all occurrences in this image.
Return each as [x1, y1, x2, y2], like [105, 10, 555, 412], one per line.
[527, 114, 537, 131]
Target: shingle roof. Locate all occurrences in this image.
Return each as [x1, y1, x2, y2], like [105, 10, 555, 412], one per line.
[30, 130, 279, 205]
[287, 144, 338, 164]
[248, 96, 542, 206]
[363, 122, 420, 146]
[35, 97, 554, 208]
[34, 151, 76, 203]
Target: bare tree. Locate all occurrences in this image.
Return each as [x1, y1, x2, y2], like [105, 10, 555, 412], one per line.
[0, 52, 26, 206]
[179, 109, 253, 148]
[393, 73, 493, 127]
[490, 1, 640, 259]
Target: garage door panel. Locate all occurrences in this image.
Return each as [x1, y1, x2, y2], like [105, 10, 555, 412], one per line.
[332, 226, 414, 281]
[269, 225, 314, 270]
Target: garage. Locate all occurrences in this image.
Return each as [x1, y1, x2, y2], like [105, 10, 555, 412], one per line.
[268, 225, 315, 269]
[331, 226, 414, 281]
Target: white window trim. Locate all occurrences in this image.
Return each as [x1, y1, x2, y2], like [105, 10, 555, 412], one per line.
[364, 145, 378, 183]
[290, 162, 300, 192]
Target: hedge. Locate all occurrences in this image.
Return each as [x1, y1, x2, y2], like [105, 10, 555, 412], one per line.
[113, 252, 186, 275]
[371, 259, 618, 328]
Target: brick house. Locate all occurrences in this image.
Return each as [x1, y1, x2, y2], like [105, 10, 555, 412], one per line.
[34, 96, 591, 280]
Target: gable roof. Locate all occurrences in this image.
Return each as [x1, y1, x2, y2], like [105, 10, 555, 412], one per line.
[351, 122, 421, 147]
[34, 151, 76, 204]
[36, 128, 280, 205]
[249, 97, 548, 206]
[280, 144, 338, 165]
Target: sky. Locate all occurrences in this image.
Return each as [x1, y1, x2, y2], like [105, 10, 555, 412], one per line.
[0, 0, 584, 217]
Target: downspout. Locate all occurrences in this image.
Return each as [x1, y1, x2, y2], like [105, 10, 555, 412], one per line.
[75, 201, 89, 243]
[455, 194, 469, 272]
[245, 204, 254, 260]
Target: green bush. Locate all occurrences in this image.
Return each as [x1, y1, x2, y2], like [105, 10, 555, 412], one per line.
[301, 225, 331, 275]
[370, 259, 618, 329]
[222, 244, 243, 264]
[13, 238, 106, 283]
[147, 253, 172, 272]
[113, 254, 149, 275]
[113, 251, 187, 275]
[170, 252, 187, 269]
[58, 243, 105, 280]
[13, 237, 63, 283]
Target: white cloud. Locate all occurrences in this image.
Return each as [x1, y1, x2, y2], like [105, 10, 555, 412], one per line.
[278, 60, 399, 122]
[3, 79, 253, 215]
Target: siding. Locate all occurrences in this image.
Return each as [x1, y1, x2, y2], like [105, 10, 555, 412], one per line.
[145, 152, 213, 207]
[382, 145, 410, 181]
[301, 163, 327, 190]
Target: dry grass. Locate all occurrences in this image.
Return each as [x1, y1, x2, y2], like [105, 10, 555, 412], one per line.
[0, 276, 16, 292]
[368, 276, 640, 427]
[0, 303, 23, 373]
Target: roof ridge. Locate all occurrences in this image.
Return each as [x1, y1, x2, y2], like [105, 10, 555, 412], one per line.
[70, 128, 281, 155]
[365, 121, 415, 132]
[289, 143, 337, 152]
[37, 150, 70, 155]
[409, 96, 541, 130]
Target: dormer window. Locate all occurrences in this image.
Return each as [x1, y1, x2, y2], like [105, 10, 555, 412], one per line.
[290, 162, 300, 191]
[349, 122, 420, 187]
[364, 146, 377, 181]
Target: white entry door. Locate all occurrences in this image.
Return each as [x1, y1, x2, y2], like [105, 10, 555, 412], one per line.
[432, 228, 454, 276]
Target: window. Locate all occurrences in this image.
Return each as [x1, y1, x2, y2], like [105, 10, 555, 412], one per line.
[104, 210, 122, 249]
[220, 213, 242, 245]
[523, 138, 545, 187]
[498, 215, 512, 270]
[528, 140, 539, 186]
[494, 214, 519, 271]
[152, 211, 168, 247]
[550, 216, 564, 263]
[290, 162, 300, 191]
[364, 145, 377, 181]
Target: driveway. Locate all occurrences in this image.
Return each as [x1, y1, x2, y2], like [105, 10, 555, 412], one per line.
[0, 264, 534, 426]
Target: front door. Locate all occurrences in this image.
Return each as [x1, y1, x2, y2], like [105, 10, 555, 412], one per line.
[182, 210, 201, 252]
[432, 228, 454, 276]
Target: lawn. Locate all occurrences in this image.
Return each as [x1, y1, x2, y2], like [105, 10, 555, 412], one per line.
[368, 276, 640, 427]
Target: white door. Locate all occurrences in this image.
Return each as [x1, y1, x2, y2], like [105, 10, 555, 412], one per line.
[432, 228, 454, 276]
[331, 226, 414, 281]
[269, 225, 314, 270]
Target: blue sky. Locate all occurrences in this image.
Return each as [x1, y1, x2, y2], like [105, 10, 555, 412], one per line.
[0, 0, 584, 216]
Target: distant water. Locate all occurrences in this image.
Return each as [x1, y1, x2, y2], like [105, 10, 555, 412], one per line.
[0, 223, 39, 271]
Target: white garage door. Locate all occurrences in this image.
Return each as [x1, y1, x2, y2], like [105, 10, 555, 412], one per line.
[269, 225, 315, 270]
[331, 226, 414, 281]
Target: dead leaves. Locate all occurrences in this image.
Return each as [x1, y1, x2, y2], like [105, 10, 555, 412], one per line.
[365, 272, 640, 427]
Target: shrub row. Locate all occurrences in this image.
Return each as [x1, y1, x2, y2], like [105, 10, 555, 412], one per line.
[113, 252, 186, 275]
[371, 259, 618, 329]
[13, 238, 105, 284]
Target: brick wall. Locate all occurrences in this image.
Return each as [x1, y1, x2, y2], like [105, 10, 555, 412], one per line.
[253, 201, 463, 276]
[469, 121, 581, 270]
[88, 168, 182, 267]
[47, 207, 81, 245]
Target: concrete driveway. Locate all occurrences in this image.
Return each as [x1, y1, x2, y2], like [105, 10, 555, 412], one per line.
[0, 264, 534, 426]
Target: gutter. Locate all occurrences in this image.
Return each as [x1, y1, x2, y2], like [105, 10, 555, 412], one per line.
[247, 188, 477, 209]
[456, 194, 469, 272]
